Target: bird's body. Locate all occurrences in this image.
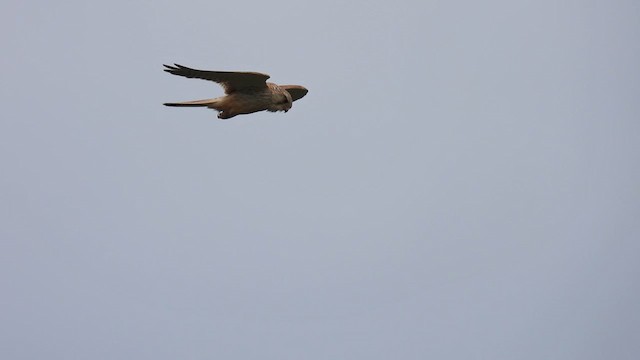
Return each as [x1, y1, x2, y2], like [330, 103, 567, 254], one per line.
[163, 64, 308, 119]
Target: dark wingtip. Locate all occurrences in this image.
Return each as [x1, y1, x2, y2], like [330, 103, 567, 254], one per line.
[163, 64, 180, 71]
[163, 63, 181, 75]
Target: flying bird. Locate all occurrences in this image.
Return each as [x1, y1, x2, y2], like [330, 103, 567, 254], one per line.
[163, 64, 308, 119]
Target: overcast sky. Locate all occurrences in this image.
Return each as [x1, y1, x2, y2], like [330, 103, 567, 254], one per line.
[1, 1, 639, 359]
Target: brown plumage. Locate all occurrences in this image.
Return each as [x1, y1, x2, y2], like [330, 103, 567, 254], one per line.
[163, 64, 308, 119]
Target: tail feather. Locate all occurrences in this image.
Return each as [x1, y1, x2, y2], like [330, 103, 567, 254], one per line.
[163, 98, 218, 107]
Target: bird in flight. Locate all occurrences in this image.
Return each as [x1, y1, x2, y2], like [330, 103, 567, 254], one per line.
[163, 64, 308, 119]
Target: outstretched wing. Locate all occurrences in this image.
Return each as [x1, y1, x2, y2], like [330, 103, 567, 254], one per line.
[280, 85, 309, 102]
[163, 64, 270, 93]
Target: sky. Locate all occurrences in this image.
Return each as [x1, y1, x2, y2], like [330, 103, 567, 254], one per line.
[1, 0, 639, 359]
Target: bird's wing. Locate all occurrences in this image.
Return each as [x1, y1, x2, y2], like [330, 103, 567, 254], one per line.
[281, 85, 309, 102]
[163, 64, 270, 93]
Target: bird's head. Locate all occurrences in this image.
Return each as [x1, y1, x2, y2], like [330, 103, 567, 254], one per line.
[281, 91, 293, 112]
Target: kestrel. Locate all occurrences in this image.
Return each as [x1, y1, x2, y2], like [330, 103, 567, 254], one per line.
[163, 64, 308, 119]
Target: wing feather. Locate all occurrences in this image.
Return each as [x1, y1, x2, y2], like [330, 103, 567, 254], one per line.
[163, 64, 270, 93]
[280, 85, 309, 102]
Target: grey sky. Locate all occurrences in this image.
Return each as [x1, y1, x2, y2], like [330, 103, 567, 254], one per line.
[1, 1, 639, 359]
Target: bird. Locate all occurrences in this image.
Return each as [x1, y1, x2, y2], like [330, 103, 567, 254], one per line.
[163, 64, 308, 119]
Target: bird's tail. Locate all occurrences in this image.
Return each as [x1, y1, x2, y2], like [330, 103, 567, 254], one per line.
[163, 98, 220, 108]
